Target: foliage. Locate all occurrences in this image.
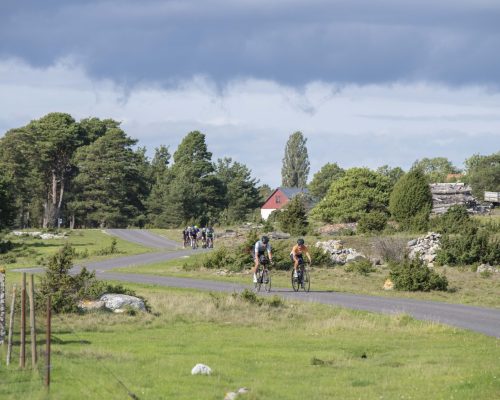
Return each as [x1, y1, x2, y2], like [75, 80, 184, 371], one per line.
[308, 162, 345, 199]
[412, 157, 460, 183]
[39, 243, 148, 313]
[430, 205, 476, 234]
[389, 168, 432, 231]
[278, 195, 309, 235]
[344, 259, 375, 275]
[467, 152, 500, 199]
[357, 211, 388, 233]
[373, 237, 407, 263]
[0, 175, 17, 229]
[312, 168, 391, 223]
[281, 131, 310, 188]
[93, 238, 119, 256]
[389, 257, 448, 291]
[68, 123, 149, 228]
[215, 157, 261, 223]
[376, 165, 405, 188]
[436, 226, 500, 266]
[308, 245, 335, 268]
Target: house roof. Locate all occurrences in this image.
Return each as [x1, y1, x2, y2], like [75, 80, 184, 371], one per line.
[279, 187, 309, 198]
[261, 187, 309, 209]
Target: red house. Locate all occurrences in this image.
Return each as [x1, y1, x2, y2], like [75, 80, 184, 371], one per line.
[260, 187, 309, 220]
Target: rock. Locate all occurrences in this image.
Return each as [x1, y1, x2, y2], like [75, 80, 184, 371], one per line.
[477, 264, 499, 274]
[407, 232, 441, 266]
[383, 279, 394, 290]
[191, 363, 212, 375]
[99, 294, 146, 313]
[345, 253, 366, 263]
[371, 258, 382, 266]
[267, 231, 290, 240]
[224, 393, 238, 400]
[315, 240, 365, 264]
[77, 300, 105, 311]
[237, 388, 249, 394]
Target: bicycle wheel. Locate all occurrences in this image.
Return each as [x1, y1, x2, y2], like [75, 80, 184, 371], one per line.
[291, 269, 300, 292]
[254, 270, 263, 292]
[302, 269, 310, 292]
[262, 270, 271, 292]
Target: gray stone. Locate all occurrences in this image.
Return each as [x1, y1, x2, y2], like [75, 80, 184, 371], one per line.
[191, 363, 212, 375]
[99, 294, 146, 313]
[477, 264, 499, 274]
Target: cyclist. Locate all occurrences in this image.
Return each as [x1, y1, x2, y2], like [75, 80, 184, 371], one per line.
[201, 227, 207, 248]
[189, 226, 199, 248]
[182, 227, 189, 248]
[253, 235, 273, 283]
[290, 238, 312, 278]
[206, 226, 214, 248]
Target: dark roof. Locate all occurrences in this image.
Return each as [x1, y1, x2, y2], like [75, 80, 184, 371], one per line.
[279, 187, 309, 199]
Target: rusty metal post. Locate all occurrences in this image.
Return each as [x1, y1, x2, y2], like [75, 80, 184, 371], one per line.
[20, 273, 26, 368]
[6, 285, 16, 366]
[29, 274, 37, 367]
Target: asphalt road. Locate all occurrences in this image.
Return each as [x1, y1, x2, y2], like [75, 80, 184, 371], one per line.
[14, 229, 500, 337]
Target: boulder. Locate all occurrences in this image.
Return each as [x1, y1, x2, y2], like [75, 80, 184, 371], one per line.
[315, 240, 366, 264]
[407, 232, 441, 266]
[477, 264, 499, 274]
[77, 300, 105, 311]
[191, 363, 212, 375]
[99, 294, 146, 313]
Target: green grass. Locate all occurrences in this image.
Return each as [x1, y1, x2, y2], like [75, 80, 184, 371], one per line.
[0, 285, 498, 399]
[0, 229, 155, 271]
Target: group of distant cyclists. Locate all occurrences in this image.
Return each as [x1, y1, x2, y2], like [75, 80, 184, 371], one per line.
[182, 226, 214, 249]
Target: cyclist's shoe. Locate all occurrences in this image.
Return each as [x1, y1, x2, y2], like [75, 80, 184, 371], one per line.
[293, 270, 298, 278]
[264, 276, 269, 284]
[253, 274, 257, 283]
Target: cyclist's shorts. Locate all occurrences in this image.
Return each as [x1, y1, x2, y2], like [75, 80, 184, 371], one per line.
[291, 254, 304, 264]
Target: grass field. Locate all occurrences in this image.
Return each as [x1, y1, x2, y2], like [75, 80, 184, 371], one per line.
[0, 285, 499, 400]
[0, 230, 155, 271]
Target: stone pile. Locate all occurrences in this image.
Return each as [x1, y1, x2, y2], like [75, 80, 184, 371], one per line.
[11, 231, 67, 239]
[430, 183, 490, 214]
[407, 232, 441, 266]
[315, 240, 366, 264]
[477, 264, 499, 274]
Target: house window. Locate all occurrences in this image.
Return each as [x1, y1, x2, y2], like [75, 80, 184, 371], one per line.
[276, 195, 281, 204]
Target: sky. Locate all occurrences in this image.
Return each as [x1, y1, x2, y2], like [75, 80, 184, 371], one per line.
[1, 0, 499, 187]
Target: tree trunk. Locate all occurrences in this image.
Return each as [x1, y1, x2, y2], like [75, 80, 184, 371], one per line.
[70, 214, 75, 230]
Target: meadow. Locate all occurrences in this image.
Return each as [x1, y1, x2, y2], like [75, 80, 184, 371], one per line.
[1, 285, 499, 400]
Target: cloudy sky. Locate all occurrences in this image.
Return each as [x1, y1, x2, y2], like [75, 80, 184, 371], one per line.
[1, 0, 499, 186]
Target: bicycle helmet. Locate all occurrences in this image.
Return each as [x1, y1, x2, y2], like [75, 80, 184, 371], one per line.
[261, 235, 269, 244]
[297, 238, 305, 245]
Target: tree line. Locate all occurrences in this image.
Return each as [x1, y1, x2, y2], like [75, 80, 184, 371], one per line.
[0, 113, 263, 229]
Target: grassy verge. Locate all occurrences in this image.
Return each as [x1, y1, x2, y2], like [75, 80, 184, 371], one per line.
[0, 284, 498, 399]
[0, 229, 155, 271]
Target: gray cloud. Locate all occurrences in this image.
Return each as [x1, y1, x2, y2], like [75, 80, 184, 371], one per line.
[2, 0, 500, 87]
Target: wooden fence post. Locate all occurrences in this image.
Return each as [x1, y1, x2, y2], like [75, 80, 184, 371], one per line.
[6, 285, 16, 366]
[20, 272, 26, 368]
[45, 296, 51, 389]
[0, 268, 5, 346]
[29, 274, 37, 367]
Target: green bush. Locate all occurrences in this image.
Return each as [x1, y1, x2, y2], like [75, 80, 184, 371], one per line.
[309, 245, 335, 268]
[430, 205, 476, 234]
[357, 211, 388, 233]
[278, 196, 309, 235]
[389, 169, 432, 231]
[436, 226, 500, 266]
[389, 257, 448, 291]
[345, 259, 375, 275]
[93, 238, 119, 256]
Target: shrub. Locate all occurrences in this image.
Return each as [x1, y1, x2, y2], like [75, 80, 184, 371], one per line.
[389, 257, 448, 291]
[389, 169, 432, 231]
[357, 211, 388, 233]
[436, 226, 500, 266]
[309, 245, 335, 268]
[93, 238, 119, 256]
[431, 205, 476, 234]
[278, 196, 309, 235]
[344, 259, 375, 275]
[373, 237, 407, 263]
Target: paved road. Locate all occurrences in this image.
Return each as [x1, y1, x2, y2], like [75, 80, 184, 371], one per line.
[106, 229, 181, 249]
[14, 229, 500, 337]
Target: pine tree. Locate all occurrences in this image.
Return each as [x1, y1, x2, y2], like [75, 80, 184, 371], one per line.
[281, 131, 310, 188]
[308, 162, 344, 199]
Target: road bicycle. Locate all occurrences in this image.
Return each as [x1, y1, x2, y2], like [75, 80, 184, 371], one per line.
[254, 255, 272, 292]
[291, 259, 310, 292]
[190, 236, 198, 249]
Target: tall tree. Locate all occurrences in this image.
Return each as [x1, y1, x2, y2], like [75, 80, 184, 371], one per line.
[215, 157, 261, 223]
[27, 113, 84, 228]
[467, 152, 500, 199]
[281, 131, 310, 188]
[412, 157, 460, 183]
[376, 165, 405, 188]
[0, 175, 17, 229]
[308, 162, 345, 199]
[68, 126, 147, 228]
